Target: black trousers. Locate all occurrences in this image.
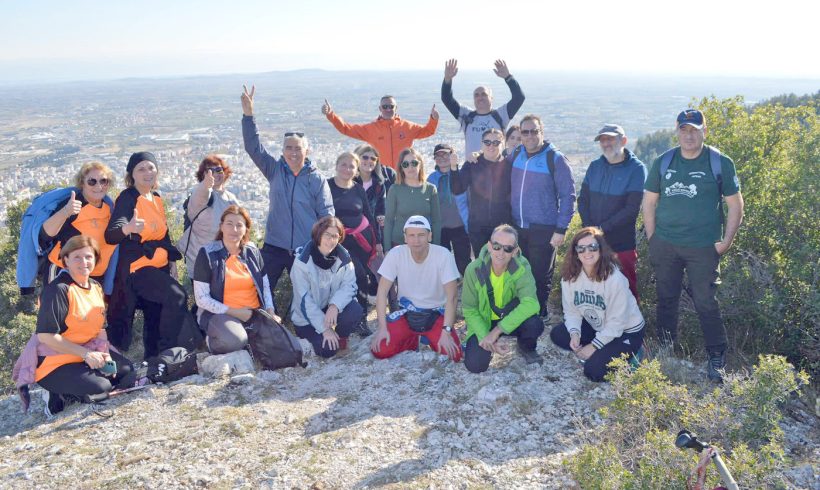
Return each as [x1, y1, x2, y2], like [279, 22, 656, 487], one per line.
[464, 315, 544, 373]
[261, 243, 295, 295]
[550, 321, 645, 382]
[342, 235, 376, 314]
[468, 225, 496, 259]
[516, 225, 557, 310]
[294, 301, 363, 358]
[440, 225, 472, 275]
[38, 350, 134, 399]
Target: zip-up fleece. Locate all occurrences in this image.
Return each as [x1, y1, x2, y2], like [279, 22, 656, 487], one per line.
[450, 155, 512, 231]
[462, 244, 540, 341]
[577, 148, 646, 251]
[509, 143, 576, 233]
[325, 112, 438, 169]
[242, 116, 335, 251]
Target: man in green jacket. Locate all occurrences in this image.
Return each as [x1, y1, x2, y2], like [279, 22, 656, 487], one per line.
[462, 224, 544, 373]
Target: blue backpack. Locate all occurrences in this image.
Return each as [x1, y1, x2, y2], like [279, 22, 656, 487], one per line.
[659, 145, 723, 197]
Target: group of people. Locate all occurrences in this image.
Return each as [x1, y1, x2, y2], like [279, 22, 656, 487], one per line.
[14, 59, 744, 417]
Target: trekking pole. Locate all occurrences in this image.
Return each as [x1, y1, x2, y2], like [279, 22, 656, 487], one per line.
[675, 429, 739, 490]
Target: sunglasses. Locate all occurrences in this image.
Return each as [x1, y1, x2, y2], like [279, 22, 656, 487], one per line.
[401, 160, 420, 168]
[85, 178, 110, 187]
[575, 243, 601, 253]
[482, 140, 503, 147]
[284, 131, 305, 138]
[491, 241, 516, 253]
[360, 155, 378, 162]
[381, 104, 395, 110]
[206, 166, 224, 173]
[520, 129, 541, 136]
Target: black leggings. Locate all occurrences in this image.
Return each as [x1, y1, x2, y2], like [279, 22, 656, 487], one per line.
[38, 350, 134, 399]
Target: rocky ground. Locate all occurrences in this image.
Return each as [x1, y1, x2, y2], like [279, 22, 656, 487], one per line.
[0, 321, 817, 489]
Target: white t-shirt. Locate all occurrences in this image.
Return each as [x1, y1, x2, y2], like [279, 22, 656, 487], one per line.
[378, 244, 460, 309]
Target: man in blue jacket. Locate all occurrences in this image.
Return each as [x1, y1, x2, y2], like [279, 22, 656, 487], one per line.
[509, 114, 576, 317]
[577, 124, 647, 300]
[241, 85, 335, 297]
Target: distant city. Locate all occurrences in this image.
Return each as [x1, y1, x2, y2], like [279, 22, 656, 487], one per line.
[1, 69, 817, 226]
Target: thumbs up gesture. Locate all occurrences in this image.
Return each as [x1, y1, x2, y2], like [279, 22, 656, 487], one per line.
[62, 191, 82, 218]
[321, 98, 332, 116]
[124, 208, 145, 235]
[204, 169, 215, 189]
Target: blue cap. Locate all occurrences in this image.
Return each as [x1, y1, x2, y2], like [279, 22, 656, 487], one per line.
[676, 109, 705, 129]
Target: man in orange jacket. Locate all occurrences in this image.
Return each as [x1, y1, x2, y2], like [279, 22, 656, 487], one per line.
[322, 95, 439, 169]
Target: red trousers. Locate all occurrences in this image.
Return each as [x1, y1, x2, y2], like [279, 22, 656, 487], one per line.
[615, 249, 639, 302]
[371, 314, 463, 362]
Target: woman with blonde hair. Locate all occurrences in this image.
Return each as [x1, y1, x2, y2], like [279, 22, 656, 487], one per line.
[382, 148, 441, 251]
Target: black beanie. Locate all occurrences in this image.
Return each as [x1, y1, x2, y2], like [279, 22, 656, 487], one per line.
[126, 151, 158, 174]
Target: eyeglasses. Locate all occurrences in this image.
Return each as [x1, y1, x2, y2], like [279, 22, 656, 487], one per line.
[482, 140, 503, 147]
[381, 104, 395, 110]
[85, 178, 110, 187]
[575, 243, 601, 253]
[433, 152, 451, 158]
[520, 129, 541, 136]
[491, 241, 516, 254]
[401, 160, 420, 168]
[206, 166, 224, 173]
[360, 155, 378, 162]
[284, 131, 305, 138]
[322, 232, 340, 241]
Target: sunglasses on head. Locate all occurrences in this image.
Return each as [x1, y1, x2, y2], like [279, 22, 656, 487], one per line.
[284, 131, 305, 138]
[360, 155, 378, 162]
[482, 139, 503, 147]
[575, 242, 601, 253]
[520, 129, 541, 136]
[85, 178, 110, 187]
[491, 241, 516, 253]
[401, 160, 420, 168]
[381, 104, 395, 110]
[206, 166, 224, 173]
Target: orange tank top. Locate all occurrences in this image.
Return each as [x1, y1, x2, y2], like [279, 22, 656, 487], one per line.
[130, 195, 169, 273]
[222, 255, 261, 309]
[48, 203, 117, 276]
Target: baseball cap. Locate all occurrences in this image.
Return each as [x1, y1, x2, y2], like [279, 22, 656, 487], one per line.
[676, 109, 705, 129]
[403, 215, 431, 231]
[593, 124, 625, 142]
[433, 143, 454, 155]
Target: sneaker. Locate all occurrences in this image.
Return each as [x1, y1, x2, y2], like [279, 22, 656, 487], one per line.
[518, 345, 544, 365]
[707, 349, 726, 383]
[42, 390, 64, 418]
[353, 318, 372, 338]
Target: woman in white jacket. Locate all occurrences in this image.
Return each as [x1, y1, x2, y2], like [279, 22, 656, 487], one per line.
[290, 216, 363, 358]
[550, 227, 645, 381]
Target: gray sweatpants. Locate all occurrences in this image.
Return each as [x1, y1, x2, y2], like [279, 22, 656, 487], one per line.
[206, 314, 249, 354]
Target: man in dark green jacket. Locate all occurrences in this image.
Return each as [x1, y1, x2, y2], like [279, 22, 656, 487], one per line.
[462, 224, 544, 373]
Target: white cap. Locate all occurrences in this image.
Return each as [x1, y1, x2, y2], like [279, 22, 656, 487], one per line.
[403, 215, 431, 231]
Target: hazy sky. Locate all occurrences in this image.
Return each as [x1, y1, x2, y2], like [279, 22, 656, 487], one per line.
[2, 0, 818, 82]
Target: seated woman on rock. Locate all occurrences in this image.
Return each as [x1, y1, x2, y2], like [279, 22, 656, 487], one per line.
[15, 235, 134, 417]
[290, 216, 363, 358]
[550, 227, 645, 382]
[193, 205, 279, 354]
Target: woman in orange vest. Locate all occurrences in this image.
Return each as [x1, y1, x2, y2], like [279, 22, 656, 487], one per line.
[40, 162, 118, 286]
[105, 152, 189, 357]
[36, 235, 134, 417]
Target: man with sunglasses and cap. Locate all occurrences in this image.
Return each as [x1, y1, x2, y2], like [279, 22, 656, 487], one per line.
[427, 143, 471, 275]
[241, 85, 335, 298]
[577, 124, 647, 300]
[322, 95, 439, 170]
[370, 215, 462, 362]
[461, 224, 544, 372]
[643, 109, 744, 383]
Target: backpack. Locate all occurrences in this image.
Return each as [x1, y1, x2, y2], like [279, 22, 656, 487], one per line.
[659, 145, 725, 221]
[246, 310, 306, 370]
[462, 109, 505, 133]
[140, 347, 199, 383]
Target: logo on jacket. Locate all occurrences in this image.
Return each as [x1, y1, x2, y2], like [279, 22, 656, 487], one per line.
[574, 290, 606, 310]
[665, 169, 676, 180]
[583, 308, 603, 328]
[398, 132, 406, 140]
[664, 182, 697, 198]
[689, 171, 706, 178]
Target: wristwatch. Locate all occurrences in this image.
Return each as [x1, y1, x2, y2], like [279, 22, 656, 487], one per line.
[443, 325, 452, 333]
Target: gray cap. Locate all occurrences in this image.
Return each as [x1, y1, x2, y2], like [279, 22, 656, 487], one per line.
[593, 124, 625, 142]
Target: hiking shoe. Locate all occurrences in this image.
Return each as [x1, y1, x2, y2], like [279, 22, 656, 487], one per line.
[42, 390, 64, 418]
[707, 350, 726, 383]
[353, 318, 372, 338]
[518, 345, 544, 365]
[539, 304, 549, 320]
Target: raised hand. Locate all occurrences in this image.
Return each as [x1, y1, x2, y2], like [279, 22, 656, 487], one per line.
[449, 152, 460, 170]
[321, 98, 332, 116]
[124, 208, 145, 235]
[203, 169, 215, 189]
[493, 59, 510, 79]
[466, 151, 481, 164]
[62, 191, 82, 217]
[444, 58, 458, 82]
[241, 84, 255, 116]
[430, 104, 439, 120]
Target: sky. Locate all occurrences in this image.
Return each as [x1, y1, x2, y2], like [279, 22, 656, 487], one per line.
[1, 0, 819, 83]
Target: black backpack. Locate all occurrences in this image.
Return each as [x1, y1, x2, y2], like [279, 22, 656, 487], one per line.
[246, 310, 306, 370]
[462, 109, 505, 133]
[140, 347, 199, 383]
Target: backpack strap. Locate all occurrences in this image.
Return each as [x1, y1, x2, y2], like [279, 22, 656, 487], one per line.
[462, 109, 504, 133]
[707, 145, 723, 197]
[659, 147, 677, 178]
[181, 192, 215, 258]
